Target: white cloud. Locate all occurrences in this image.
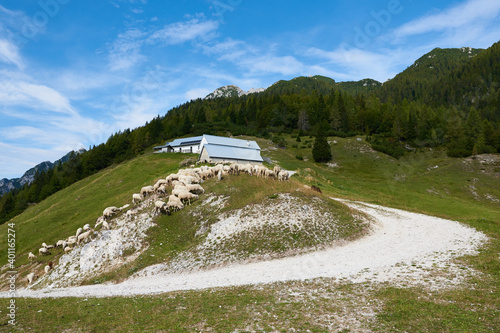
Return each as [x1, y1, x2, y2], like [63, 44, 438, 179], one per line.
[148, 18, 219, 45]
[107, 29, 147, 71]
[394, 0, 500, 39]
[0, 39, 23, 68]
[0, 80, 76, 114]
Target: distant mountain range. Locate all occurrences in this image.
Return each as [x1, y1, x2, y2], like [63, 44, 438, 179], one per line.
[0, 148, 86, 196]
[204, 46, 487, 101]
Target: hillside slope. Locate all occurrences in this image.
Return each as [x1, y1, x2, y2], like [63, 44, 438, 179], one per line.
[0, 135, 498, 332]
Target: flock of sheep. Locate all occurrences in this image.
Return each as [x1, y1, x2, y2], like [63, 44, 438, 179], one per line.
[24, 162, 289, 285]
[133, 163, 289, 216]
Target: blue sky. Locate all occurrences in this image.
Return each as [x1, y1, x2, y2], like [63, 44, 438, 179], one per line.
[1, 0, 499, 179]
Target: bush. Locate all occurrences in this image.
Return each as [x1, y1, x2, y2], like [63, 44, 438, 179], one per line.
[368, 135, 406, 159]
[271, 135, 287, 149]
[295, 153, 303, 160]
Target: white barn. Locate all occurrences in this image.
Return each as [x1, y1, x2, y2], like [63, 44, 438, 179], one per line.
[198, 135, 263, 164]
[154, 134, 264, 164]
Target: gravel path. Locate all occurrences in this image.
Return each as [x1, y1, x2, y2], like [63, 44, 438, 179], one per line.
[5, 199, 487, 298]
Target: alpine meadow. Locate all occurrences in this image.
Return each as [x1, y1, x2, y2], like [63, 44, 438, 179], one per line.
[0, 1, 499, 331]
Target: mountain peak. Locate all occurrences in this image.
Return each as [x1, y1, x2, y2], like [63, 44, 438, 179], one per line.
[205, 85, 264, 99]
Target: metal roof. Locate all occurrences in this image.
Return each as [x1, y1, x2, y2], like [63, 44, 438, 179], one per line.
[203, 134, 261, 150]
[201, 144, 263, 162]
[155, 136, 203, 149]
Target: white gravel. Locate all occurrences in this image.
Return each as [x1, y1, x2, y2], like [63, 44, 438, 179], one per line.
[5, 199, 487, 298]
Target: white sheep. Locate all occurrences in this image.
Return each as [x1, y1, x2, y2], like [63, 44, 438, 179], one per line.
[103, 206, 120, 219]
[154, 200, 170, 215]
[102, 221, 110, 230]
[140, 186, 155, 198]
[274, 165, 281, 175]
[229, 163, 239, 175]
[278, 171, 289, 181]
[83, 224, 90, 231]
[39, 247, 50, 255]
[56, 240, 65, 248]
[64, 246, 73, 253]
[95, 216, 105, 228]
[265, 169, 276, 179]
[28, 252, 36, 260]
[42, 242, 48, 248]
[153, 179, 168, 191]
[44, 265, 51, 274]
[178, 175, 193, 185]
[66, 236, 77, 246]
[167, 195, 184, 212]
[186, 184, 204, 194]
[177, 190, 198, 205]
[157, 185, 167, 195]
[27, 272, 37, 284]
[172, 187, 188, 196]
[77, 230, 92, 244]
[132, 193, 142, 204]
[75, 227, 83, 238]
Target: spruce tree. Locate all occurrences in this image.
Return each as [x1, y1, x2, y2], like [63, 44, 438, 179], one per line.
[312, 133, 332, 162]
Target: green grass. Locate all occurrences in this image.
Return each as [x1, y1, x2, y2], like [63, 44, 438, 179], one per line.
[1, 134, 499, 332]
[0, 152, 194, 286]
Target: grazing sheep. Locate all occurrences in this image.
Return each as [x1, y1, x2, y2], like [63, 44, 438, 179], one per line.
[140, 186, 155, 198]
[102, 221, 110, 230]
[153, 179, 168, 191]
[83, 224, 90, 231]
[172, 180, 185, 187]
[172, 187, 188, 196]
[156, 185, 167, 195]
[27, 273, 37, 284]
[28, 252, 36, 260]
[62, 241, 67, 249]
[154, 201, 170, 215]
[274, 165, 281, 175]
[75, 227, 83, 238]
[42, 242, 48, 248]
[45, 244, 55, 249]
[66, 236, 77, 246]
[39, 247, 50, 255]
[95, 216, 105, 228]
[178, 175, 194, 185]
[132, 193, 142, 204]
[167, 195, 184, 212]
[229, 163, 239, 175]
[64, 247, 73, 253]
[44, 265, 51, 274]
[186, 184, 204, 194]
[278, 171, 289, 181]
[103, 206, 120, 219]
[264, 169, 276, 179]
[77, 230, 92, 244]
[56, 240, 65, 248]
[177, 190, 198, 205]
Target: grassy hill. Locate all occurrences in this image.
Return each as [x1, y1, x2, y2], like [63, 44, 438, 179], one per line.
[1, 135, 499, 331]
